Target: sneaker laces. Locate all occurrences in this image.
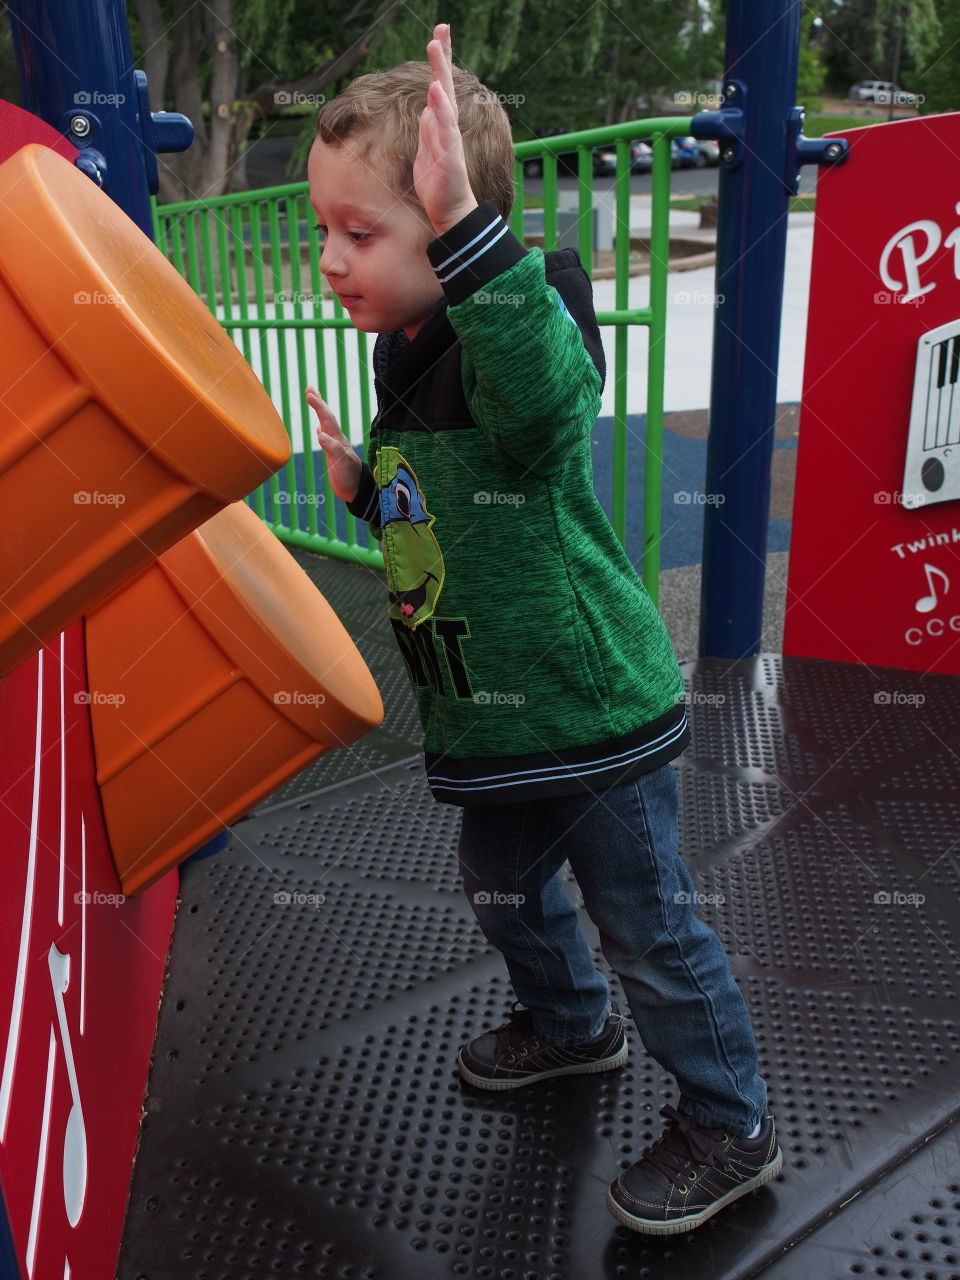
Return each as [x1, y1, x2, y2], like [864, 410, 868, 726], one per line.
[643, 1105, 732, 1187]
[495, 1004, 538, 1059]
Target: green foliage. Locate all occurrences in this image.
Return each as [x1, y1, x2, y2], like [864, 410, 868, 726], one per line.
[348, 0, 723, 133]
[797, 13, 825, 109]
[236, 0, 299, 75]
[871, 0, 941, 69]
[918, 2, 960, 112]
[0, 11, 21, 106]
[819, 0, 943, 95]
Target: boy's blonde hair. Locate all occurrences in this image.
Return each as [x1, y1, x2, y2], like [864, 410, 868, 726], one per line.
[316, 60, 515, 220]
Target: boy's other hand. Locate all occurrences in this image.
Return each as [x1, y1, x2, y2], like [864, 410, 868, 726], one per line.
[414, 23, 478, 236]
[305, 387, 362, 503]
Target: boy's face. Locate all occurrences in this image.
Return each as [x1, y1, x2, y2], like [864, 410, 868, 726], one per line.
[308, 138, 444, 340]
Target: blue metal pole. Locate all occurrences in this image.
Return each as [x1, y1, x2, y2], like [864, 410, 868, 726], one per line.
[7, 1, 191, 238]
[698, 0, 801, 658]
[0, 1183, 21, 1280]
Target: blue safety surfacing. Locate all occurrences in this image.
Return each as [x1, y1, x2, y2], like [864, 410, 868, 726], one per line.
[589, 413, 795, 570]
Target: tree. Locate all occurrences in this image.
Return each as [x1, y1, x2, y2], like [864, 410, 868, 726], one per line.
[345, 0, 724, 135]
[796, 13, 826, 110]
[0, 5, 22, 106]
[130, 0, 407, 202]
[916, 1, 960, 113]
[130, 0, 728, 202]
[819, 0, 941, 96]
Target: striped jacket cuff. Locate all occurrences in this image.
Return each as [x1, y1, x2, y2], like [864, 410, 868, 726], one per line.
[426, 200, 527, 306]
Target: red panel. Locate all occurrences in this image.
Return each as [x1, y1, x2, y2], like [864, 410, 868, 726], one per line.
[0, 99, 75, 160]
[785, 113, 960, 672]
[0, 629, 177, 1278]
[0, 102, 177, 1279]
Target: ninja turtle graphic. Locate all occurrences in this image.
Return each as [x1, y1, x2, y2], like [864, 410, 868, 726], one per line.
[374, 447, 444, 628]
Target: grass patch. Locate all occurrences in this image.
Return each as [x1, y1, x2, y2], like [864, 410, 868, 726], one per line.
[669, 194, 816, 213]
[668, 195, 715, 211]
[803, 113, 902, 136]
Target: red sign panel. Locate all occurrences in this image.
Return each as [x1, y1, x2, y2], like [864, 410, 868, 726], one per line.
[785, 112, 960, 672]
[0, 631, 177, 1276]
[0, 104, 178, 1279]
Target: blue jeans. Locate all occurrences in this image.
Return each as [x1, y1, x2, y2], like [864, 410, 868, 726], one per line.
[457, 763, 767, 1136]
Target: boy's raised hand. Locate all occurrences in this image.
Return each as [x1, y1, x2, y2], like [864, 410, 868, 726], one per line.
[413, 24, 478, 236]
[305, 387, 362, 503]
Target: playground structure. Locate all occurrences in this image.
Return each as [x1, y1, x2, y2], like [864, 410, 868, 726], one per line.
[0, 2, 958, 1279]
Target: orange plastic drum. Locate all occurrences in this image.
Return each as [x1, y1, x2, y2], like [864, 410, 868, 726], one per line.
[84, 501, 384, 896]
[0, 144, 290, 676]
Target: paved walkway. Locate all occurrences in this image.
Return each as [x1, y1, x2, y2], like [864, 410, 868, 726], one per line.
[589, 204, 812, 656]
[591, 205, 814, 416]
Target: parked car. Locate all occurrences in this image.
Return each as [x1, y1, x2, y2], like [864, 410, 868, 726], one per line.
[630, 141, 653, 173]
[880, 86, 919, 105]
[520, 129, 620, 178]
[671, 137, 705, 168]
[593, 149, 618, 177]
[848, 80, 918, 105]
[696, 138, 720, 166]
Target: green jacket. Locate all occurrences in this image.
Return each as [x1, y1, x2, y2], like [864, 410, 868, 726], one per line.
[347, 200, 687, 805]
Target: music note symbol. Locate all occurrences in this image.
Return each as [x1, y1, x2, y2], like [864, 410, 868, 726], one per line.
[47, 945, 87, 1227]
[915, 562, 950, 614]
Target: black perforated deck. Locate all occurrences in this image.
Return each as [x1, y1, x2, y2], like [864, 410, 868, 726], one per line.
[120, 638, 960, 1280]
[249, 551, 423, 811]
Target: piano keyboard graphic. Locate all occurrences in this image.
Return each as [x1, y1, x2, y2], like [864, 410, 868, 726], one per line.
[901, 318, 960, 509]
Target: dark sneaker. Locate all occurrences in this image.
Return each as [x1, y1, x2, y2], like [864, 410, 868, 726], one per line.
[606, 1104, 783, 1235]
[457, 1003, 628, 1091]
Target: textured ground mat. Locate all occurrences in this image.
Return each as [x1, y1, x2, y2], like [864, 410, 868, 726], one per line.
[249, 552, 423, 810]
[119, 638, 960, 1280]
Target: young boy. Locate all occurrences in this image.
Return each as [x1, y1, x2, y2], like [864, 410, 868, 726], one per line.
[305, 23, 782, 1236]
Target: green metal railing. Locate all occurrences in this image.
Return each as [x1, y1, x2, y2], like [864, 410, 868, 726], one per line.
[154, 115, 693, 603]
